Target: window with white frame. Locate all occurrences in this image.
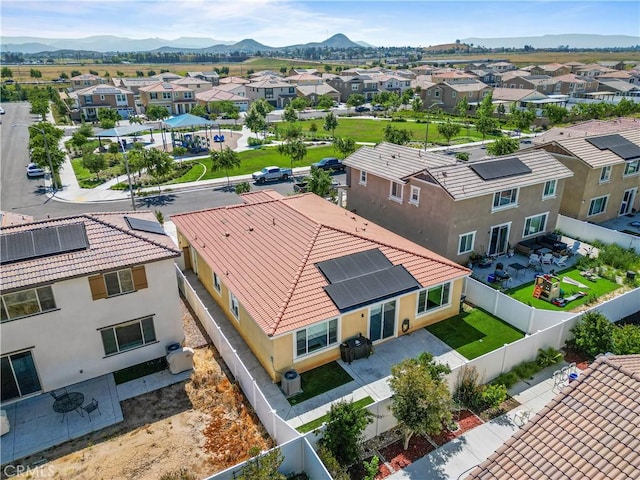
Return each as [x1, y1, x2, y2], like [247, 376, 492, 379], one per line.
[150, 93, 158, 100]
[600, 165, 611, 183]
[452, 91, 457, 98]
[492, 188, 518, 210]
[213, 272, 221, 293]
[104, 269, 135, 297]
[458, 232, 475, 255]
[116, 94, 126, 102]
[162, 92, 171, 100]
[359, 170, 367, 186]
[100, 316, 156, 356]
[417, 283, 451, 315]
[624, 160, 640, 176]
[184, 92, 193, 99]
[588, 196, 608, 216]
[265, 88, 274, 98]
[1, 286, 56, 322]
[229, 292, 240, 319]
[100, 95, 105, 100]
[390, 181, 403, 202]
[434, 90, 440, 98]
[542, 180, 557, 198]
[295, 318, 338, 357]
[351, 83, 360, 91]
[409, 186, 420, 205]
[523, 212, 548, 237]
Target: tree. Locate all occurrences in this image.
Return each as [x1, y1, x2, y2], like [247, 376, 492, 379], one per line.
[144, 148, 174, 192]
[334, 136, 356, 158]
[82, 152, 107, 180]
[455, 151, 470, 161]
[486, 136, 520, 156]
[97, 108, 121, 129]
[571, 311, 615, 358]
[510, 108, 536, 131]
[543, 104, 568, 125]
[436, 120, 461, 145]
[251, 98, 275, 117]
[477, 91, 494, 118]
[1, 66, 12, 78]
[277, 138, 306, 178]
[210, 147, 241, 190]
[28, 122, 65, 177]
[245, 107, 267, 139]
[389, 353, 452, 450]
[383, 124, 412, 145]
[28, 89, 50, 121]
[475, 114, 498, 142]
[319, 399, 374, 466]
[316, 95, 334, 110]
[290, 97, 309, 110]
[496, 103, 506, 122]
[237, 447, 286, 480]
[190, 104, 207, 118]
[306, 167, 333, 197]
[282, 105, 298, 123]
[309, 122, 318, 136]
[30, 68, 42, 79]
[347, 94, 365, 110]
[323, 112, 339, 139]
[411, 96, 423, 113]
[455, 97, 469, 118]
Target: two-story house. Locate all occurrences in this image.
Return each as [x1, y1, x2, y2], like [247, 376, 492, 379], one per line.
[170, 77, 214, 94]
[171, 191, 469, 382]
[139, 82, 196, 115]
[421, 80, 491, 112]
[327, 75, 377, 103]
[195, 86, 250, 112]
[246, 78, 297, 108]
[74, 84, 136, 121]
[70, 74, 107, 90]
[0, 212, 183, 403]
[343, 143, 573, 262]
[529, 63, 571, 77]
[186, 71, 220, 86]
[550, 74, 599, 96]
[533, 123, 640, 222]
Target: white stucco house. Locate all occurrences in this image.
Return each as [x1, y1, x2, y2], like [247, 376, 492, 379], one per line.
[0, 212, 183, 404]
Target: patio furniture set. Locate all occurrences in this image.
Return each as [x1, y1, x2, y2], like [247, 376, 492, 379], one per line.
[50, 388, 101, 422]
[552, 363, 579, 390]
[515, 233, 569, 257]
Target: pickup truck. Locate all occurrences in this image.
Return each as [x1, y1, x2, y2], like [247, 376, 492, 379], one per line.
[252, 166, 293, 184]
[311, 157, 346, 173]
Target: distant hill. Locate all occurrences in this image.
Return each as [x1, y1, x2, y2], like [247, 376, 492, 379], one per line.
[461, 34, 639, 49]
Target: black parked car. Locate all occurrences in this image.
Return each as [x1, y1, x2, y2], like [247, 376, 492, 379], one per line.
[311, 157, 346, 173]
[355, 106, 371, 112]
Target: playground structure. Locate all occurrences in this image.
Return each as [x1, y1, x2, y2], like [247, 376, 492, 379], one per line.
[171, 131, 213, 153]
[532, 274, 588, 307]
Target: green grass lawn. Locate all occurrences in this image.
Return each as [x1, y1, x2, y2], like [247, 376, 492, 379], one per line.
[169, 144, 346, 184]
[426, 306, 524, 359]
[506, 267, 621, 311]
[290, 118, 500, 145]
[296, 396, 374, 433]
[286, 362, 354, 406]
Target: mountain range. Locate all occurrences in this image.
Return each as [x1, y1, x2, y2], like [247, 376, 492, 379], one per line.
[1, 33, 371, 54]
[461, 34, 639, 49]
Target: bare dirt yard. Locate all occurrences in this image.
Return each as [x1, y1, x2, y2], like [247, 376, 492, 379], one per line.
[10, 300, 271, 480]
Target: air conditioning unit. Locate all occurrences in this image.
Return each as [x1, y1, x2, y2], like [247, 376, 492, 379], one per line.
[281, 369, 302, 397]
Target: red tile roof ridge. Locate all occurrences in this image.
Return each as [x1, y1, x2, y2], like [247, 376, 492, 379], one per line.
[269, 223, 323, 336]
[600, 354, 640, 378]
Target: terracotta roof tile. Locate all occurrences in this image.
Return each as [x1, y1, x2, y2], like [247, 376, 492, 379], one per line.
[465, 355, 640, 480]
[1, 212, 180, 292]
[171, 193, 469, 336]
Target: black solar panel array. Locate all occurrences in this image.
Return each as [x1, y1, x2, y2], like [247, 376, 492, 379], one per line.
[586, 134, 640, 161]
[125, 216, 166, 235]
[470, 157, 532, 181]
[324, 265, 421, 311]
[0, 223, 89, 264]
[316, 249, 392, 283]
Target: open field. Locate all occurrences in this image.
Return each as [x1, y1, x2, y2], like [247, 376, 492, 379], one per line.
[5, 51, 639, 82]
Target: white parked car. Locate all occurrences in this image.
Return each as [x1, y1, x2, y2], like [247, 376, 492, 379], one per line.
[26, 163, 45, 178]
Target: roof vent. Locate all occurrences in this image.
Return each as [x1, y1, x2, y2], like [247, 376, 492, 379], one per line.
[224, 232, 230, 237]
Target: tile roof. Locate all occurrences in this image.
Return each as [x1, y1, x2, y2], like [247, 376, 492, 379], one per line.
[247, 78, 293, 89]
[219, 76, 250, 84]
[0, 211, 33, 227]
[533, 118, 640, 145]
[296, 84, 339, 96]
[492, 87, 544, 102]
[536, 128, 640, 168]
[0, 212, 180, 292]
[75, 84, 134, 96]
[196, 88, 247, 103]
[171, 193, 469, 337]
[466, 355, 640, 480]
[139, 82, 190, 93]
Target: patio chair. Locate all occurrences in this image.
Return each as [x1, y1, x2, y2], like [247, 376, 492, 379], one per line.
[568, 362, 577, 375]
[49, 387, 68, 400]
[552, 370, 564, 389]
[553, 255, 568, 267]
[81, 398, 101, 422]
[569, 241, 581, 257]
[528, 253, 542, 271]
[541, 253, 554, 268]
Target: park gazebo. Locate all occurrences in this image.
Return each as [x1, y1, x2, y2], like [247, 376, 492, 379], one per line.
[95, 124, 156, 150]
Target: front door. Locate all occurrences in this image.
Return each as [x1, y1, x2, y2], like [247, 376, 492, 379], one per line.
[489, 223, 510, 256]
[619, 188, 637, 216]
[1, 350, 42, 402]
[369, 300, 396, 343]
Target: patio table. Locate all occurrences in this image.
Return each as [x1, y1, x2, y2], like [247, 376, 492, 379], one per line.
[508, 262, 526, 279]
[53, 392, 84, 422]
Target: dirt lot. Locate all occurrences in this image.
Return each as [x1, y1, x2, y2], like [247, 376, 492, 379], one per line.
[9, 300, 272, 480]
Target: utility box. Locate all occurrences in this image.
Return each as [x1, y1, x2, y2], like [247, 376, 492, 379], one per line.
[167, 347, 194, 374]
[281, 370, 302, 397]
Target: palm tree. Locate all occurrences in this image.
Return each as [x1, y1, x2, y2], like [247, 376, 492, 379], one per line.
[210, 147, 241, 191]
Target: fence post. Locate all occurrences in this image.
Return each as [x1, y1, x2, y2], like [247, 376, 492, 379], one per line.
[493, 289, 500, 315]
[527, 308, 536, 335]
[272, 409, 278, 444]
[500, 344, 508, 374]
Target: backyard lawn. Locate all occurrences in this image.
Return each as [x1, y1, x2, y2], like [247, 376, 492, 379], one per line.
[507, 267, 621, 311]
[286, 361, 354, 405]
[426, 306, 524, 359]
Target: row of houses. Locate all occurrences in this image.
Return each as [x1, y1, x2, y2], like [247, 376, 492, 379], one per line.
[67, 60, 640, 121]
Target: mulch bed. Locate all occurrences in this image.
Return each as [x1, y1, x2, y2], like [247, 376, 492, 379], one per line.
[430, 409, 484, 446]
[348, 457, 392, 480]
[477, 396, 521, 422]
[378, 435, 435, 474]
[562, 347, 591, 370]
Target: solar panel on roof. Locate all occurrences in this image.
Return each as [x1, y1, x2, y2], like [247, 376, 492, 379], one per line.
[316, 249, 392, 283]
[324, 265, 421, 311]
[586, 134, 640, 160]
[586, 134, 625, 150]
[125, 216, 166, 235]
[0, 223, 89, 265]
[608, 143, 640, 161]
[470, 157, 532, 181]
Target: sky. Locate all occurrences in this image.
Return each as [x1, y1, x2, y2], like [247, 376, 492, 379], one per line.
[1, 0, 639, 47]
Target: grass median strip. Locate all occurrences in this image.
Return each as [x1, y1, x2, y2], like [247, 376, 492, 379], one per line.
[296, 396, 375, 433]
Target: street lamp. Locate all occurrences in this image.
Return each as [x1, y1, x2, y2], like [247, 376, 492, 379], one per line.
[13, 123, 58, 191]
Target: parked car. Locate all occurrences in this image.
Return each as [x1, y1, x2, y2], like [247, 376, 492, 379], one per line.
[26, 163, 45, 178]
[311, 157, 346, 173]
[252, 166, 293, 184]
[372, 105, 385, 111]
[0, 106, 5, 114]
[355, 106, 371, 113]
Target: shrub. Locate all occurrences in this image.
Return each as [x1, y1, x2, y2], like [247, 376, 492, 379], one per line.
[480, 383, 507, 410]
[319, 399, 373, 466]
[536, 347, 563, 368]
[454, 366, 483, 410]
[235, 182, 251, 194]
[571, 311, 614, 358]
[491, 371, 519, 389]
[159, 469, 196, 480]
[513, 361, 539, 380]
[612, 324, 640, 355]
[247, 137, 264, 147]
[317, 445, 349, 480]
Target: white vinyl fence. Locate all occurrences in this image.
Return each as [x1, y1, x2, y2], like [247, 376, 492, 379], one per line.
[556, 214, 640, 252]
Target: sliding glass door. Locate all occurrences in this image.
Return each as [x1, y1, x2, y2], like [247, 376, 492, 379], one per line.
[1, 350, 41, 402]
[369, 300, 396, 343]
